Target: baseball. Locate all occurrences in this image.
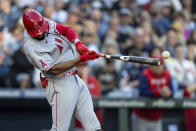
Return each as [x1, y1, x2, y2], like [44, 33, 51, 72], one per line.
[161, 51, 170, 59]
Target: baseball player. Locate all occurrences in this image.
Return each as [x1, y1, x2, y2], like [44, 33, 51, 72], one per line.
[22, 9, 102, 131]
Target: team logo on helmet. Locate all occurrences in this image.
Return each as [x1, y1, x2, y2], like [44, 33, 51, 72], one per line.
[34, 22, 41, 30]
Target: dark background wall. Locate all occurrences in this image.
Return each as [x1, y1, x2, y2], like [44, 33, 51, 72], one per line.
[0, 98, 185, 131]
[0, 99, 51, 131]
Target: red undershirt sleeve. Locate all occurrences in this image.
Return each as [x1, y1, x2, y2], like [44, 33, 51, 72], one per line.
[56, 23, 78, 44]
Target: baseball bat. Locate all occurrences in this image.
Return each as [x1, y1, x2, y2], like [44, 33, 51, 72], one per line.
[102, 54, 160, 65]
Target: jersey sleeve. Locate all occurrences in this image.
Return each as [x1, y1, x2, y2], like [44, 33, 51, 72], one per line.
[31, 52, 55, 71]
[24, 45, 55, 72]
[56, 23, 79, 44]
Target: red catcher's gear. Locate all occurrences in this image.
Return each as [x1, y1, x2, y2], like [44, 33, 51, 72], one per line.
[22, 9, 49, 37]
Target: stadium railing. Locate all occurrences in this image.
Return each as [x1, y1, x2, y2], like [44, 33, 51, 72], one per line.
[0, 88, 195, 131]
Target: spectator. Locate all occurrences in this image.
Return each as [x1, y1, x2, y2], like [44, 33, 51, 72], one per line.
[65, 7, 83, 34]
[150, 45, 163, 57]
[83, 20, 100, 47]
[181, 0, 192, 13]
[34, 1, 44, 15]
[141, 20, 159, 48]
[0, 0, 21, 31]
[105, 29, 118, 43]
[16, 0, 38, 8]
[101, 37, 123, 71]
[186, 39, 196, 64]
[171, 12, 191, 43]
[120, 49, 146, 91]
[164, 28, 178, 57]
[117, 33, 133, 55]
[95, 58, 118, 95]
[0, 25, 9, 51]
[165, 43, 196, 131]
[90, 9, 108, 42]
[79, 29, 100, 68]
[132, 56, 173, 131]
[95, 38, 120, 95]
[0, 26, 4, 51]
[139, 10, 151, 23]
[129, 27, 149, 56]
[0, 53, 9, 87]
[171, 13, 186, 45]
[128, 0, 141, 19]
[190, 29, 196, 42]
[165, 43, 196, 97]
[182, 10, 194, 39]
[149, 1, 171, 37]
[159, 1, 172, 24]
[75, 63, 102, 131]
[105, 17, 119, 44]
[4, 24, 23, 56]
[44, 5, 54, 19]
[102, 0, 114, 9]
[108, 17, 119, 33]
[80, 30, 99, 52]
[51, 0, 68, 24]
[91, 0, 103, 10]
[10, 41, 34, 89]
[0, 25, 12, 66]
[118, 8, 134, 36]
[79, 0, 91, 19]
[0, 0, 20, 30]
[112, 0, 128, 11]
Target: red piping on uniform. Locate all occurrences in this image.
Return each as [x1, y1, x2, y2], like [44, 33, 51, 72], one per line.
[52, 80, 57, 131]
[45, 62, 55, 71]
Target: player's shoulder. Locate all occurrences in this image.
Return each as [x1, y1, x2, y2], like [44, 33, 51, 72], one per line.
[23, 42, 30, 56]
[23, 32, 31, 51]
[46, 18, 57, 30]
[23, 32, 40, 54]
[23, 38, 34, 55]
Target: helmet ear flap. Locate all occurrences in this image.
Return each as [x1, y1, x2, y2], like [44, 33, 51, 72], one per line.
[22, 9, 48, 37]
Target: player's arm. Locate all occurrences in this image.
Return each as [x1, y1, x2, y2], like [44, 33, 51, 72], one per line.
[49, 56, 80, 74]
[56, 23, 89, 55]
[48, 51, 100, 75]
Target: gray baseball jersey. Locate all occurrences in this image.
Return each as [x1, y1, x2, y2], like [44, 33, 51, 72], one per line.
[24, 19, 101, 131]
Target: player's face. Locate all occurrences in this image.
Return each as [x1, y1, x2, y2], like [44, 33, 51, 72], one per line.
[151, 65, 164, 76]
[33, 32, 46, 40]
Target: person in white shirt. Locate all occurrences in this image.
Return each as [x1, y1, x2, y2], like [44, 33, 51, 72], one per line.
[165, 43, 196, 97]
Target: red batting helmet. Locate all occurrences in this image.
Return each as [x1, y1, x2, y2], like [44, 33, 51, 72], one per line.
[22, 9, 49, 37]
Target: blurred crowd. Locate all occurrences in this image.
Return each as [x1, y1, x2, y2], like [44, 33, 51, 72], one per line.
[1, 0, 196, 97]
[1, 0, 196, 130]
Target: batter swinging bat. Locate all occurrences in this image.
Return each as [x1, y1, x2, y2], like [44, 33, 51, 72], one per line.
[102, 54, 160, 65]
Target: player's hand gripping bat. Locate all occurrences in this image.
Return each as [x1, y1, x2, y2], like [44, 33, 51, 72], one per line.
[101, 54, 161, 65]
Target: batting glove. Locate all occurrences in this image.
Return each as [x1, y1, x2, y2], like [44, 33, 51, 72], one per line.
[75, 41, 89, 55]
[80, 51, 100, 62]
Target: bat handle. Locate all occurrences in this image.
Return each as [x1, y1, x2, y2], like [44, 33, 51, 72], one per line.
[101, 54, 111, 58]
